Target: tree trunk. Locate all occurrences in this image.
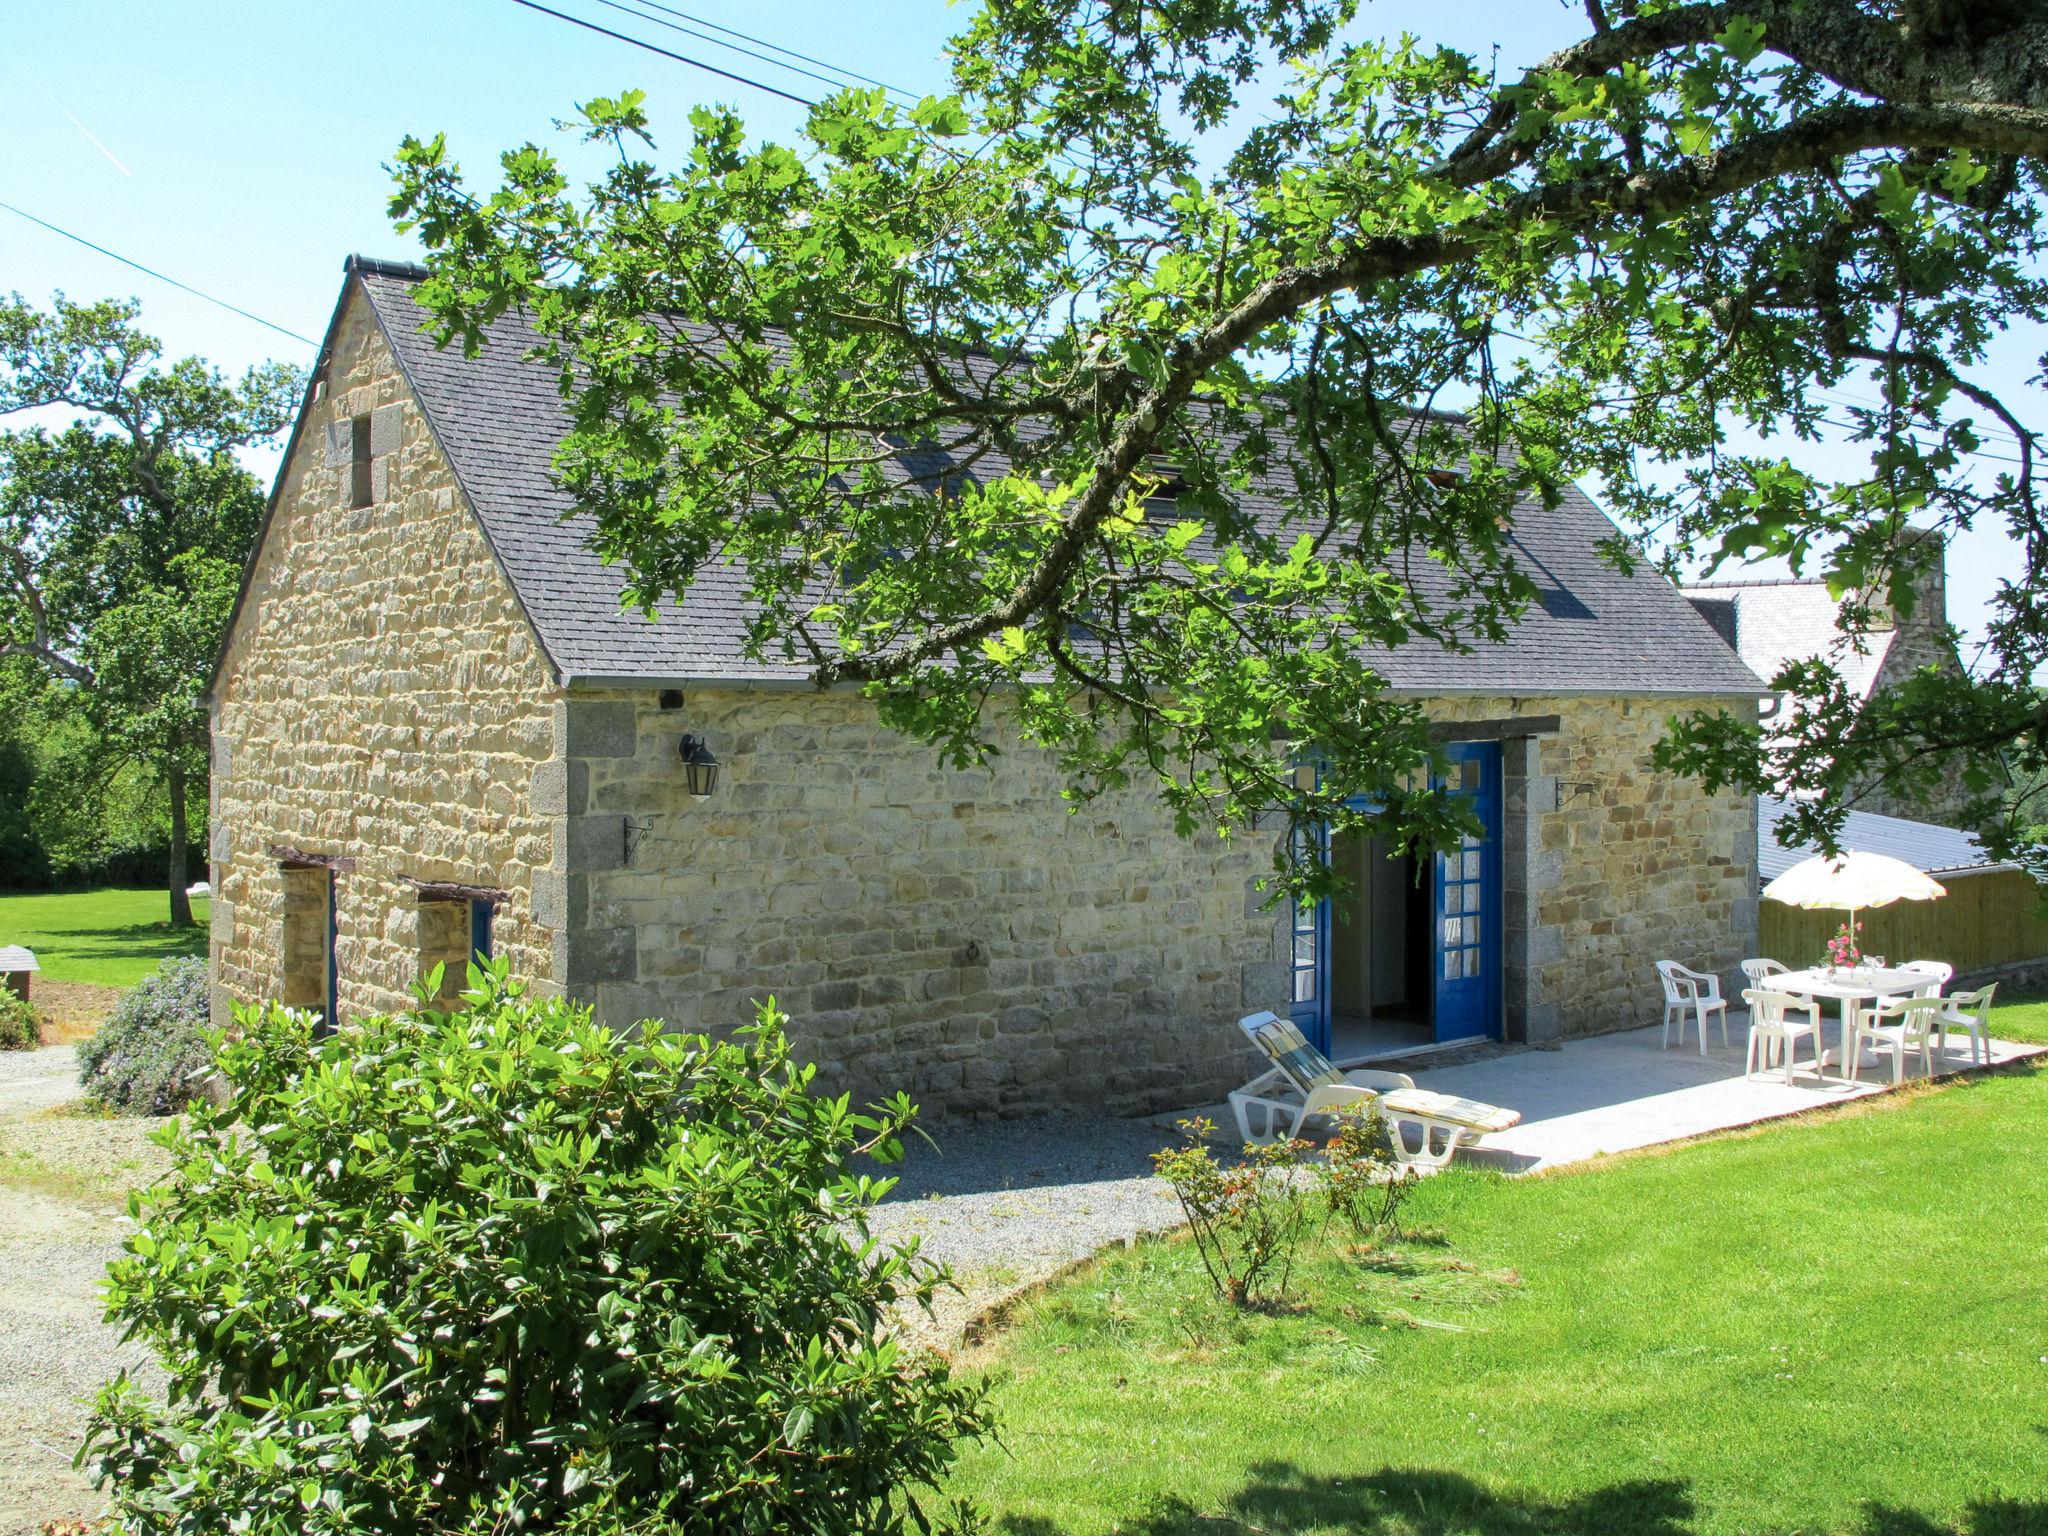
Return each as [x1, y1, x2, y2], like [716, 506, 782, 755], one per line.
[167, 754, 194, 929]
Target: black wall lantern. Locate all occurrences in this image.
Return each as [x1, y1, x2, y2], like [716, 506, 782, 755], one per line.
[679, 734, 720, 800]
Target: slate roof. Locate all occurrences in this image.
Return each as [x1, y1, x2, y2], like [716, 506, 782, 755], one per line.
[1758, 796, 2005, 881]
[1685, 577, 1895, 702]
[348, 259, 1766, 697]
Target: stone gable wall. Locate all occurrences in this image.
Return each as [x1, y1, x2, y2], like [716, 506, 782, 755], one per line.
[1862, 553, 1973, 825]
[209, 286, 561, 1022]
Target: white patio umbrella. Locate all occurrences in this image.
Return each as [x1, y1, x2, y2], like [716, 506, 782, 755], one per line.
[1760, 850, 1947, 953]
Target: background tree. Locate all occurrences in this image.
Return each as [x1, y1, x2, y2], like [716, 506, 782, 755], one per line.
[0, 296, 300, 923]
[393, 0, 2048, 892]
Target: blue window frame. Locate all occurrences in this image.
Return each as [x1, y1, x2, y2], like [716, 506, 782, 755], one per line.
[469, 898, 494, 966]
[1287, 829, 1333, 1054]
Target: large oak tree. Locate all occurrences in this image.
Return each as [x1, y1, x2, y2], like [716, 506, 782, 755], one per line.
[0, 296, 300, 925]
[392, 0, 2048, 894]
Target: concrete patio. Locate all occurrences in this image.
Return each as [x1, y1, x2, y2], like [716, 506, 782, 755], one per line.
[1402, 1018, 2043, 1173]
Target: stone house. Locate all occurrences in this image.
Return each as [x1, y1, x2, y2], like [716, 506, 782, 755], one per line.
[207, 257, 1767, 1117]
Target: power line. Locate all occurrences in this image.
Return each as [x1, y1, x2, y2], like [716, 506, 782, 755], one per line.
[1813, 390, 2028, 451]
[505, 0, 817, 106]
[0, 197, 318, 347]
[593, 0, 909, 102]
[1815, 414, 2030, 467]
[628, 0, 917, 99]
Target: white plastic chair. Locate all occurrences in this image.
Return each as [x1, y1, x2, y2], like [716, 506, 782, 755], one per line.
[1741, 988, 1824, 1084]
[1740, 958, 1790, 988]
[1848, 995, 1947, 1085]
[1656, 961, 1730, 1053]
[1899, 959, 1954, 999]
[1935, 983, 1998, 1066]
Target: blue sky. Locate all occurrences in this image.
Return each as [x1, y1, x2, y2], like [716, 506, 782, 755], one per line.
[4, 0, 2033, 658]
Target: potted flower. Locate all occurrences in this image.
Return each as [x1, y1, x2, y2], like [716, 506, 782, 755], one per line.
[1824, 919, 1865, 979]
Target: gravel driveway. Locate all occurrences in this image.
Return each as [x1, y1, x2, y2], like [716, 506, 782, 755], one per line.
[0, 1069, 1188, 1529]
[0, 1046, 81, 1117]
[0, 1048, 166, 1536]
[869, 1114, 1187, 1347]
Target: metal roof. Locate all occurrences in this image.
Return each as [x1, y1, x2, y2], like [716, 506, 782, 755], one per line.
[0, 947, 39, 974]
[1758, 796, 2006, 882]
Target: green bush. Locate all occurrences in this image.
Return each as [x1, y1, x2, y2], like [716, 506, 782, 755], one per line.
[83, 964, 989, 1536]
[76, 957, 213, 1113]
[0, 987, 41, 1050]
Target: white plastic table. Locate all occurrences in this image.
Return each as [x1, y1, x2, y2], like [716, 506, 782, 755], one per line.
[1769, 965, 1932, 1074]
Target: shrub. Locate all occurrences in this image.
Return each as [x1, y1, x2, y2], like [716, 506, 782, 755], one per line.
[1318, 1104, 1416, 1244]
[1153, 1109, 1417, 1307]
[82, 964, 990, 1536]
[76, 957, 213, 1114]
[0, 987, 41, 1050]
[1152, 1119, 1318, 1307]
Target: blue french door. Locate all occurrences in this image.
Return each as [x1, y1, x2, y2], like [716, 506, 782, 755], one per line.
[1432, 741, 1503, 1042]
[1288, 741, 1503, 1052]
[1288, 821, 1333, 1054]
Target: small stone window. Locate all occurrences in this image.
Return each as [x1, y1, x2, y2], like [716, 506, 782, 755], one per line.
[323, 403, 402, 509]
[347, 413, 373, 508]
[411, 882, 502, 1007]
[279, 861, 336, 1027]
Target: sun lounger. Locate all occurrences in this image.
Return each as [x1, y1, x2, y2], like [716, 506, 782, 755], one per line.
[1228, 1011, 1519, 1168]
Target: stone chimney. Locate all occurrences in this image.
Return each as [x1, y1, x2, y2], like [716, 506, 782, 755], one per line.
[1858, 525, 1947, 636]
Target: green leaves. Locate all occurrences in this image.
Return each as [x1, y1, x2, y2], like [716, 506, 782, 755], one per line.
[392, 0, 2048, 887]
[84, 975, 990, 1535]
[0, 292, 300, 917]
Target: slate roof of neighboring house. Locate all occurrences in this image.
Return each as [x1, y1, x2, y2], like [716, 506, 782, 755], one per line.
[347, 258, 1767, 697]
[1757, 795, 2005, 881]
[1686, 577, 1895, 702]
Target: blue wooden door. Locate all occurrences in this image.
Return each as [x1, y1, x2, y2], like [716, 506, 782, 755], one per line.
[1432, 741, 1502, 1042]
[321, 869, 339, 1036]
[1287, 821, 1332, 1053]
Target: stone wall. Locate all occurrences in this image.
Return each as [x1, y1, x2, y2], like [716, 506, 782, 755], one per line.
[210, 285, 560, 1024]
[545, 686, 1756, 1115]
[542, 688, 1289, 1117]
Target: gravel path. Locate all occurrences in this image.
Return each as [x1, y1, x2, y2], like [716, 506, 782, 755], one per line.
[0, 1047, 80, 1116]
[0, 1079, 1188, 1527]
[869, 1115, 1187, 1348]
[0, 1055, 167, 1536]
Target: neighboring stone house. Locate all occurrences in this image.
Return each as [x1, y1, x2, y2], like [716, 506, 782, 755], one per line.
[1687, 533, 1972, 824]
[208, 256, 1767, 1117]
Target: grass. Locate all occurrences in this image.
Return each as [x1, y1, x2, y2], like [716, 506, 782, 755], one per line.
[950, 1040, 2048, 1534]
[0, 886, 207, 989]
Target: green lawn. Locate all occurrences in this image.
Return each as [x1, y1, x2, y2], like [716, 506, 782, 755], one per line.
[952, 1055, 2048, 1534]
[1983, 988, 2048, 1045]
[0, 886, 208, 987]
